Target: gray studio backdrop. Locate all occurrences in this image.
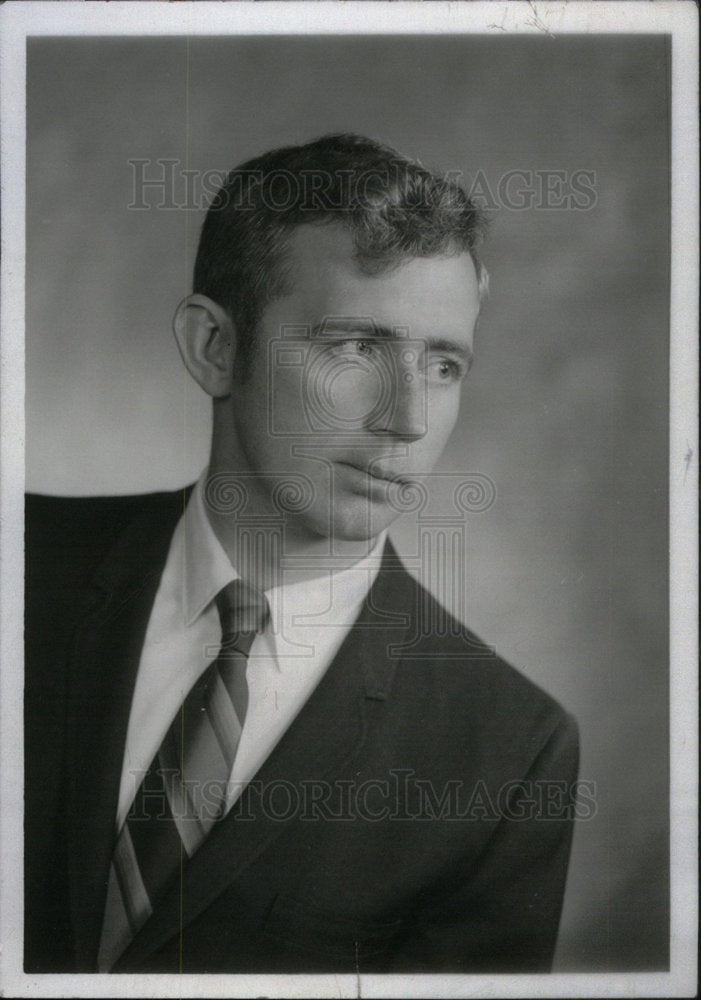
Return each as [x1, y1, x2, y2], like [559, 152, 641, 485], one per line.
[26, 35, 669, 970]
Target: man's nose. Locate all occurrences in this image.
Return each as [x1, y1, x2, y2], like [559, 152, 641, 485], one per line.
[368, 370, 427, 441]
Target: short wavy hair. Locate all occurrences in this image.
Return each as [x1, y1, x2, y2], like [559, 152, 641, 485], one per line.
[194, 133, 488, 373]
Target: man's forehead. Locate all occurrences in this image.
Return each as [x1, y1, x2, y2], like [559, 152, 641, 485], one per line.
[284, 221, 476, 274]
[284, 220, 356, 261]
[279, 222, 479, 316]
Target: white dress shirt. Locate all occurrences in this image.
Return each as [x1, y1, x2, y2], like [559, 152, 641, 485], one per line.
[116, 474, 386, 830]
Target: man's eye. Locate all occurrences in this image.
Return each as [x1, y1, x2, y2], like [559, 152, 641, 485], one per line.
[352, 339, 373, 356]
[329, 339, 375, 356]
[427, 358, 466, 383]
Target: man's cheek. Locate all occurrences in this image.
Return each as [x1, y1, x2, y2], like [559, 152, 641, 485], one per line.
[425, 397, 460, 449]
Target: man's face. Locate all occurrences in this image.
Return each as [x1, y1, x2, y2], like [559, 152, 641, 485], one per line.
[217, 223, 481, 544]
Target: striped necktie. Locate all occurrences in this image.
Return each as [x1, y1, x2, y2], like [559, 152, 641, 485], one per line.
[98, 578, 270, 971]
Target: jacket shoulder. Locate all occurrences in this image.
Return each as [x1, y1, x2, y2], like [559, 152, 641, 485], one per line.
[25, 489, 189, 534]
[395, 568, 577, 756]
[25, 488, 190, 618]
[25, 488, 190, 548]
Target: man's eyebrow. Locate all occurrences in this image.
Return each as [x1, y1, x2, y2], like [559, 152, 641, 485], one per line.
[428, 338, 474, 370]
[310, 318, 386, 338]
[310, 319, 474, 368]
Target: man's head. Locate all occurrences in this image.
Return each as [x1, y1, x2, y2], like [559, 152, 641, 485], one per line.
[190, 133, 488, 378]
[174, 134, 487, 548]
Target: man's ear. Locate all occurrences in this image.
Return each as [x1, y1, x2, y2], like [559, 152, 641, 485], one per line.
[172, 294, 236, 398]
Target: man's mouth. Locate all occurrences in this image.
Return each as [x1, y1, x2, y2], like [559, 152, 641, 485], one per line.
[337, 461, 411, 486]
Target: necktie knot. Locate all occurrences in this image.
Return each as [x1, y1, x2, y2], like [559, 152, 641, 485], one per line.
[215, 578, 270, 640]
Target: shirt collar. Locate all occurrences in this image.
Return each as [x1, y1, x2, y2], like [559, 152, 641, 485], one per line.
[182, 473, 240, 626]
[265, 530, 387, 636]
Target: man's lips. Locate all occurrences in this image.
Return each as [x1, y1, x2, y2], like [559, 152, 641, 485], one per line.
[337, 461, 410, 486]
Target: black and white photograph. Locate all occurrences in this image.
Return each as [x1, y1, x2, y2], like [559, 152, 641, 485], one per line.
[0, 2, 697, 997]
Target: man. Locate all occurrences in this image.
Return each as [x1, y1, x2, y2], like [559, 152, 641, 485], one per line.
[25, 133, 579, 974]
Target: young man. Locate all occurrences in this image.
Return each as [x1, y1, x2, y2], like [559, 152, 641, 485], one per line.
[25, 134, 579, 974]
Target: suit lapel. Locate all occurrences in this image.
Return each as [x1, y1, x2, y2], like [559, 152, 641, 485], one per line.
[114, 543, 415, 971]
[64, 490, 190, 968]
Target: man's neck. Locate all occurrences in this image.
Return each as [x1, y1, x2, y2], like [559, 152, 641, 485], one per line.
[202, 468, 380, 592]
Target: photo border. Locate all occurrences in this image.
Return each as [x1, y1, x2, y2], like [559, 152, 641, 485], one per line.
[1, 3, 697, 997]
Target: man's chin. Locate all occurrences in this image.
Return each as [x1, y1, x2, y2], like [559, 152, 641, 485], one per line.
[280, 494, 398, 546]
[326, 500, 398, 543]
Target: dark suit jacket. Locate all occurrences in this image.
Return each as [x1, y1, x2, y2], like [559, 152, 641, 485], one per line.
[25, 488, 579, 974]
